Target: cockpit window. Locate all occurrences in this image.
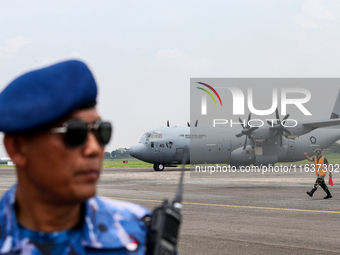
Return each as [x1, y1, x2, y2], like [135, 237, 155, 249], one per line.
[142, 133, 151, 139]
[150, 131, 162, 139]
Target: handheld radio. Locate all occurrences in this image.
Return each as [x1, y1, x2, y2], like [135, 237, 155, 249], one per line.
[146, 150, 187, 255]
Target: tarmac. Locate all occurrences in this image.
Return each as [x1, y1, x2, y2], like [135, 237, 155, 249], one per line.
[1, 166, 340, 254]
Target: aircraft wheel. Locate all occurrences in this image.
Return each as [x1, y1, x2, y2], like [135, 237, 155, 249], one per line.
[153, 163, 165, 171]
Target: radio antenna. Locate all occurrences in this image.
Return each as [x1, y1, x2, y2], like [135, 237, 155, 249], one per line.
[173, 147, 188, 207]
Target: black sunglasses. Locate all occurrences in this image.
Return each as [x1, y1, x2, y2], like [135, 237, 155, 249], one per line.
[51, 119, 112, 148]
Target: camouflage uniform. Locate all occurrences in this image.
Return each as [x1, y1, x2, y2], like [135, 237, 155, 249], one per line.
[312, 156, 330, 193]
[0, 186, 150, 255]
[314, 175, 330, 193]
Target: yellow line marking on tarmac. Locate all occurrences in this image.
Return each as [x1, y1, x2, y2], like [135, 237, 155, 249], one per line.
[107, 197, 340, 214]
[0, 188, 338, 214]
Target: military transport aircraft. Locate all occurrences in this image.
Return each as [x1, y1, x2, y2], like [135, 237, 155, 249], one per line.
[129, 91, 340, 171]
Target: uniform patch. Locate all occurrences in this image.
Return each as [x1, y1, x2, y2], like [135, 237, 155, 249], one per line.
[125, 235, 139, 252]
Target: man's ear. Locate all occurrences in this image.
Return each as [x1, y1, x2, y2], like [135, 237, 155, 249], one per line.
[4, 134, 29, 168]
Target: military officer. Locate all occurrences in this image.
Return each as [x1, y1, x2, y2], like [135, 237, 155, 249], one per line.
[0, 60, 150, 254]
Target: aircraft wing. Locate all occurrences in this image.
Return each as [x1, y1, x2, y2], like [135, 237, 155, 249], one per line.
[303, 118, 340, 128]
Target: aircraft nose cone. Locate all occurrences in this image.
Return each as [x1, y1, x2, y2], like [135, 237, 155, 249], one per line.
[129, 143, 147, 160]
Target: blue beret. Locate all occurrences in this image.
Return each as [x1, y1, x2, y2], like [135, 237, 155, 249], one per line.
[0, 60, 97, 133]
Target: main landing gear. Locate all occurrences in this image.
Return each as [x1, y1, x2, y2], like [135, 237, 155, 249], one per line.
[153, 163, 165, 171]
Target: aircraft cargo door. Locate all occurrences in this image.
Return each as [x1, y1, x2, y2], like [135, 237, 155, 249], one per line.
[174, 148, 184, 163]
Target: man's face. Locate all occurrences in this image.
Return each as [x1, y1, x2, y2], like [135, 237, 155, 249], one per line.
[20, 108, 106, 204]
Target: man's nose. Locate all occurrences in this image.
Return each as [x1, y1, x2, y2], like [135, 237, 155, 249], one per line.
[83, 131, 103, 156]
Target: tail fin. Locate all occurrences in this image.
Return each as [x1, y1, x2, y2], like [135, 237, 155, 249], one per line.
[330, 89, 340, 119]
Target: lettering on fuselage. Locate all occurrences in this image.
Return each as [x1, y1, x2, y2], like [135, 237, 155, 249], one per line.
[179, 134, 207, 139]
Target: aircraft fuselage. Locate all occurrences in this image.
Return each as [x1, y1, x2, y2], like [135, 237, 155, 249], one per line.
[129, 126, 340, 170]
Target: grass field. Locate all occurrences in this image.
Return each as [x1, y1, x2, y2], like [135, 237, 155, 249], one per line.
[102, 158, 153, 168]
[283, 152, 340, 165]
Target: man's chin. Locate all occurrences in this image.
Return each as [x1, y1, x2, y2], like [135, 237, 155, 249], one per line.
[71, 184, 97, 202]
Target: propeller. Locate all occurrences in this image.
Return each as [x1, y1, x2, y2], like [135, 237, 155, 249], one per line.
[187, 120, 198, 127]
[267, 108, 292, 146]
[235, 113, 259, 150]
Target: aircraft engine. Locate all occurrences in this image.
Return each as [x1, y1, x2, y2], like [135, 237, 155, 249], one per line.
[230, 145, 255, 162]
[266, 109, 291, 146]
[237, 109, 314, 145]
[235, 113, 258, 149]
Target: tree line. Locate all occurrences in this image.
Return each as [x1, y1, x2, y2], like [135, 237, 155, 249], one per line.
[103, 148, 131, 159]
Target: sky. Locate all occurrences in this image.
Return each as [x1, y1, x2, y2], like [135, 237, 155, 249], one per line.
[1, 0, 340, 154]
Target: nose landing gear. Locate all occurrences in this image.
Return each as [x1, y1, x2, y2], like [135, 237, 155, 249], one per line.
[153, 163, 165, 171]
